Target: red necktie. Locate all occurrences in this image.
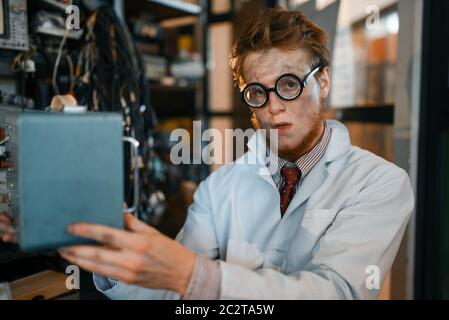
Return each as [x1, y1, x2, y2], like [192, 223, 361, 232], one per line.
[280, 166, 301, 217]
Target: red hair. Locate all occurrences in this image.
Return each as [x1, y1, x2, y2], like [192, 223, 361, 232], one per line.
[230, 7, 330, 89]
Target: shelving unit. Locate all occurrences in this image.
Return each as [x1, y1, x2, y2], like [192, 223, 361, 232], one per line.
[109, 1, 213, 241]
[118, 0, 209, 124]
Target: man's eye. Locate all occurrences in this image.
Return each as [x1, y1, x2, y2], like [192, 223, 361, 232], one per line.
[285, 81, 296, 88]
[281, 81, 298, 91]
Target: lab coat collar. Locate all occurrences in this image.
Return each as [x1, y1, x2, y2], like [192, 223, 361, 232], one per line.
[322, 119, 351, 164]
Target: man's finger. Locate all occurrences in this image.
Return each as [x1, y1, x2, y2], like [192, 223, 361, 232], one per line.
[58, 245, 139, 271]
[1, 232, 17, 243]
[59, 251, 137, 284]
[0, 223, 14, 234]
[124, 213, 158, 235]
[67, 223, 140, 250]
[0, 213, 12, 224]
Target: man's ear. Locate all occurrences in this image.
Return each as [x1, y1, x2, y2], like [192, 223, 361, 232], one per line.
[319, 66, 330, 100]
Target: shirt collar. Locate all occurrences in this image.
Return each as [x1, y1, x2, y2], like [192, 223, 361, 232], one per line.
[267, 121, 332, 185]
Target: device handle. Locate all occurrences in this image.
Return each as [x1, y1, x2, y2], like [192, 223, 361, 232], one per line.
[122, 136, 140, 216]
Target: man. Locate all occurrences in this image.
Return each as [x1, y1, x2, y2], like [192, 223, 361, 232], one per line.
[0, 7, 414, 299]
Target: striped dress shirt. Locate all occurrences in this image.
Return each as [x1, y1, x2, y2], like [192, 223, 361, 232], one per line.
[268, 121, 332, 190]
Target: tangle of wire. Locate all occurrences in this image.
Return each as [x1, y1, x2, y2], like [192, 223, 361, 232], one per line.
[73, 5, 156, 216]
[75, 7, 144, 117]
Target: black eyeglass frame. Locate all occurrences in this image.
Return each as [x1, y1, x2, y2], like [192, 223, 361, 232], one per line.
[241, 65, 321, 108]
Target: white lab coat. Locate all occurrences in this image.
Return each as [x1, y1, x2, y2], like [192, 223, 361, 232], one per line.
[93, 120, 414, 299]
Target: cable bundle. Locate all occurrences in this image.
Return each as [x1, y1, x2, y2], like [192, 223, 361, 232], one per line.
[74, 5, 158, 219]
[76, 5, 154, 134]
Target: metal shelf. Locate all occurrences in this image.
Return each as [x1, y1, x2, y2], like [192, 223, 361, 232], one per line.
[34, 27, 83, 40]
[150, 84, 197, 92]
[125, 0, 201, 21]
[34, 0, 68, 13]
[333, 105, 394, 124]
[148, 0, 201, 15]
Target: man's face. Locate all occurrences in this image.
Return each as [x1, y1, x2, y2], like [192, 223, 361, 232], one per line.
[242, 47, 330, 160]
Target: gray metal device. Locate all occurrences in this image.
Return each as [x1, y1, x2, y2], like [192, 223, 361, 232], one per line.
[0, 0, 29, 51]
[0, 108, 128, 251]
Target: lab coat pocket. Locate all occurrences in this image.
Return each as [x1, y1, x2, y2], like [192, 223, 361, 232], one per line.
[301, 209, 338, 236]
[225, 239, 265, 270]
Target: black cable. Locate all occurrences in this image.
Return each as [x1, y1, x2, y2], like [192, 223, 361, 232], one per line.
[73, 5, 158, 220]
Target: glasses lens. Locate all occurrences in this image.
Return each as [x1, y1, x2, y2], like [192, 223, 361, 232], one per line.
[244, 85, 266, 107]
[277, 75, 301, 100]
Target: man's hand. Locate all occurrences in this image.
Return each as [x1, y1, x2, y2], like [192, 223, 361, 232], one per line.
[0, 212, 16, 243]
[58, 213, 197, 296]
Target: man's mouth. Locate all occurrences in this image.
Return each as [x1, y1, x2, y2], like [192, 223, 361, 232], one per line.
[271, 122, 292, 133]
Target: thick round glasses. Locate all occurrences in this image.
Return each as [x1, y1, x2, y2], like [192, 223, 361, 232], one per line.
[241, 66, 321, 108]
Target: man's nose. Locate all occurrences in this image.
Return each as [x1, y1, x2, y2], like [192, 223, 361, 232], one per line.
[267, 91, 287, 114]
